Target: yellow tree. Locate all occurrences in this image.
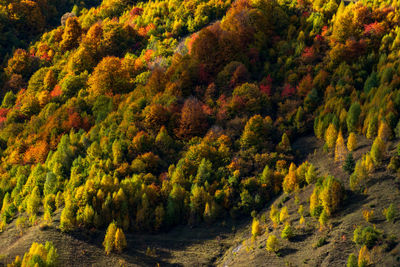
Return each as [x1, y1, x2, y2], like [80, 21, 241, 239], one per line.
[279, 206, 289, 224]
[335, 131, 346, 162]
[320, 176, 343, 216]
[378, 121, 391, 141]
[114, 228, 127, 253]
[325, 123, 338, 149]
[251, 218, 261, 237]
[103, 221, 117, 255]
[282, 163, 297, 193]
[347, 132, 357, 151]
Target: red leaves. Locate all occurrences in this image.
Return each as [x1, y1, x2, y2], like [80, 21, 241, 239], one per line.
[281, 83, 296, 98]
[50, 85, 62, 98]
[364, 22, 385, 36]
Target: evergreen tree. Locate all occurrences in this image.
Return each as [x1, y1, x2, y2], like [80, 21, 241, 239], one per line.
[343, 153, 355, 174]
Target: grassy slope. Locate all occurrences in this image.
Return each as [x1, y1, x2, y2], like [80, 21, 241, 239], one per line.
[217, 135, 400, 267]
[1, 135, 400, 266]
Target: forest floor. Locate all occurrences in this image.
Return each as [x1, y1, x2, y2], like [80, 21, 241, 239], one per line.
[1, 135, 400, 266]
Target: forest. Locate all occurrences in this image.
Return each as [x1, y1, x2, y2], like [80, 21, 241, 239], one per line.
[0, 0, 400, 265]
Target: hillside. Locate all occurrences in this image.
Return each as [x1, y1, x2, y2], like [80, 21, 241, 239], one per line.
[1, 0, 400, 266]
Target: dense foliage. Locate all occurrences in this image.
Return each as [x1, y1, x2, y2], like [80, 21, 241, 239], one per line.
[0, 0, 399, 240]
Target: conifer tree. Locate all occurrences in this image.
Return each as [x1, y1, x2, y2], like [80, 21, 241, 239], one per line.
[282, 163, 297, 193]
[325, 123, 338, 149]
[378, 121, 391, 141]
[343, 153, 355, 174]
[347, 132, 357, 151]
[103, 221, 117, 255]
[114, 228, 127, 253]
[335, 131, 346, 162]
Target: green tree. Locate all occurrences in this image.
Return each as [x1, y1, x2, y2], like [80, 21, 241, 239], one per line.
[343, 153, 355, 174]
[346, 102, 361, 133]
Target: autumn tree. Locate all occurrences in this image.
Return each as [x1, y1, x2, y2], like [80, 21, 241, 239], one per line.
[282, 163, 297, 193]
[60, 17, 82, 51]
[335, 131, 346, 162]
[114, 228, 127, 253]
[266, 234, 280, 253]
[88, 57, 130, 97]
[378, 121, 391, 141]
[176, 97, 208, 139]
[325, 123, 338, 149]
[370, 137, 385, 165]
[26, 186, 41, 222]
[347, 132, 357, 151]
[319, 176, 343, 216]
[103, 221, 117, 255]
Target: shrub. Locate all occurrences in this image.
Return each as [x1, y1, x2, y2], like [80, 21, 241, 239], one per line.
[383, 204, 396, 223]
[358, 245, 370, 267]
[281, 223, 294, 240]
[251, 218, 261, 237]
[362, 209, 374, 223]
[353, 226, 380, 248]
[266, 234, 280, 253]
[279, 206, 289, 224]
[347, 253, 357, 267]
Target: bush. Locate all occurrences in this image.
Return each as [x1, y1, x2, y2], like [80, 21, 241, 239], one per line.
[313, 237, 327, 248]
[353, 226, 380, 248]
[266, 234, 280, 252]
[383, 204, 396, 223]
[281, 223, 294, 240]
[347, 253, 357, 267]
[251, 218, 261, 237]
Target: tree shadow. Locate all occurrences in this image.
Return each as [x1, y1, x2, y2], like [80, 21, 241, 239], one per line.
[277, 247, 297, 256]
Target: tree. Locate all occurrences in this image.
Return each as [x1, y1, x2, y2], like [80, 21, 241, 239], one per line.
[114, 228, 127, 253]
[358, 245, 370, 267]
[335, 131, 346, 162]
[277, 133, 291, 152]
[319, 176, 343, 216]
[279, 206, 289, 224]
[378, 121, 391, 141]
[347, 132, 357, 151]
[103, 221, 117, 255]
[176, 97, 208, 139]
[270, 204, 280, 227]
[343, 153, 355, 174]
[251, 218, 261, 237]
[281, 223, 294, 240]
[282, 163, 297, 193]
[347, 253, 357, 267]
[266, 234, 280, 253]
[370, 137, 385, 165]
[60, 17, 82, 51]
[88, 57, 130, 97]
[325, 123, 338, 149]
[27, 186, 41, 220]
[60, 197, 75, 232]
[305, 164, 317, 184]
[346, 102, 361, 133]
